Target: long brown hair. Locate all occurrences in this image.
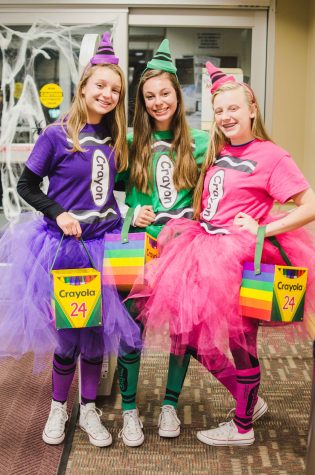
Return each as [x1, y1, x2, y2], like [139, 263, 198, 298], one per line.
[193, 81, 272, 218]
[129, 69, 198, 194]
[60, 64, 127, 172]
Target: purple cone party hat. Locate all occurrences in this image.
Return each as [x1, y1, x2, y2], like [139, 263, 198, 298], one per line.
[90, 32, 119, 65]
[206, 61, 235, 93]
[145, 39, 177, 75]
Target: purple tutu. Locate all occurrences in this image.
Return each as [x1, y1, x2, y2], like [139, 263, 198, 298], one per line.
[128, 217, 315, 367]
[0, 213, 142, 371]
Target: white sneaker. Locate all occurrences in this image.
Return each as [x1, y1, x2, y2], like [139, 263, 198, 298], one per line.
[79, 403, 112, 447]
[227, 396, 268, 423]
[158, 405, 181, 438]
[197, 420, 255, 446]
[118, 409, 144, 447]
[42, 400, 68, 445]
[252, 397, 268, 422]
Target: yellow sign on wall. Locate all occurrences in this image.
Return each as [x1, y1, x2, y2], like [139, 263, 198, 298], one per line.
[14, 82, 23, 99]
[40, 83, 63, 108]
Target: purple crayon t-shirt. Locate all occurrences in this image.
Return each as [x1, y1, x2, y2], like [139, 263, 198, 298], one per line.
[26, 120, 121, 239]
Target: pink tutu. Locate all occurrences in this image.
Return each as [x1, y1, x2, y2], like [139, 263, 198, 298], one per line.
[0, 213, 142, 371]
[128, 217, 315, 365]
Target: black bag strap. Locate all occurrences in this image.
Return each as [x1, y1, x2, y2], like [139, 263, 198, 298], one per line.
[254, 225, 292, 275]
[50, 234, 97, 271]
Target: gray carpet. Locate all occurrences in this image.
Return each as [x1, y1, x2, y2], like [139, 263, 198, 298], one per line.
[65, 325, 312, 475]
[0, 353, 78, 475]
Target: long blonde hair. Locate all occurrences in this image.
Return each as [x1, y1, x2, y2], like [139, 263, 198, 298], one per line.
[61, 64, 127, 172]
[193, 81, 272, 218]
[129, 69, 198, 194]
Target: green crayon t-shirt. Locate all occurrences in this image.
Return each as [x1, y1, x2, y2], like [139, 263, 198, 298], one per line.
[117, 128, 209, 239]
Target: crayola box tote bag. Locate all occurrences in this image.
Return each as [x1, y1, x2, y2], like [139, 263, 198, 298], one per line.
[51, 236, 102, 330]
[240, 226, 308, 323]
[103, 207, 158, 292]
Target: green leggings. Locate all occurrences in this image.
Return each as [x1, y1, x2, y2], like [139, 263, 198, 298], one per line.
[118, 351, 190, 411]
[118, 298, 237, 411]
[118, 296, 190, 410]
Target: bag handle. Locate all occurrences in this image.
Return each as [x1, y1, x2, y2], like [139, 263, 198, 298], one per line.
[254, 225, 292, 275]
[121, 207, 135, 244]
[50, 234, 97, 271]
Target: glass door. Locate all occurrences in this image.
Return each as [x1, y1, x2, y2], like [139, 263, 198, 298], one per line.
[0, 9, 128, 217]
[128, 8, 267, 129]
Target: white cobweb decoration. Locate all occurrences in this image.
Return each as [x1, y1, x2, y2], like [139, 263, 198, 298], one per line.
[0, 22, 109, 220]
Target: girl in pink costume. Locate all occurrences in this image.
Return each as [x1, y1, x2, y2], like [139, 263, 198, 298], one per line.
[128, 62, 315, 446]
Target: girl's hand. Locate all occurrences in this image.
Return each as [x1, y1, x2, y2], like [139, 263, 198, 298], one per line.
[134, 205, 156, 227]
[56, 212, 82, 238]
[233, 212, 259, 235]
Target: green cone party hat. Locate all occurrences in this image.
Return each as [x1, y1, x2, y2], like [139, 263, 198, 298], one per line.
[145, 39, 177, 75]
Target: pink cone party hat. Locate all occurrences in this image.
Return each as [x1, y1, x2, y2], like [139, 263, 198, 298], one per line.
[206, 61, 235, 93]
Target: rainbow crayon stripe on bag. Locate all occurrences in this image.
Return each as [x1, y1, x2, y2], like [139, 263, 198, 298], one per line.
[240, 263, 308, 322]
[239, 227, 308, 322]
[103, 208, 158, 291]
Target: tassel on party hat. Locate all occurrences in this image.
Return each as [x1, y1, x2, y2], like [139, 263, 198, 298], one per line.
[90, 32, 119, 65]
[206, 61, 235, 93]
[145, 39, 177, 75]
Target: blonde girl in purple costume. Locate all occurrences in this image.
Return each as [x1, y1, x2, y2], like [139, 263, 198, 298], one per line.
[0, 33, 141, 447]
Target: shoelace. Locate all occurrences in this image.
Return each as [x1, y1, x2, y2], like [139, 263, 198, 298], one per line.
[226, 408, 235, 419]
[119, 411, 143, 438]
[158, 406, 180, 428]
[48, 406, 68, 431]
[84, 407, 106, 435]
[216, 420, 235, 435]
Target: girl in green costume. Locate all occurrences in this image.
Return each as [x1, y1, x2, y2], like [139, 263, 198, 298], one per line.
[117, 40, 239, 447]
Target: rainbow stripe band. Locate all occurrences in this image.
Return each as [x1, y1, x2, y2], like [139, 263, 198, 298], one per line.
[103, 231, 158, 291]
[240, 262, 307, 322]
[105, 233, 145, 242]
[103, 238, 146, 250]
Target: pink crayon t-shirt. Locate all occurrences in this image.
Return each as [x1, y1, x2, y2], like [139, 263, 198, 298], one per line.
[200, 139, 309, 232]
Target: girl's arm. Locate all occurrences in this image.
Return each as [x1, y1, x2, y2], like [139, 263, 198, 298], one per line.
[134, 205, 155, 227]
[265, 188, 315, 236]
[17, 166, 82, 238]
[234, 188, 315, 236]
[114, 170, 155, 225]
[17, 166, 65, 219]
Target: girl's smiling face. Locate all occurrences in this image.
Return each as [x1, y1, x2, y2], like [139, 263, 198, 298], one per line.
[82, 66, 121, 124]
[142, 73, 178, 131]
[213, 87, 256, 145]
